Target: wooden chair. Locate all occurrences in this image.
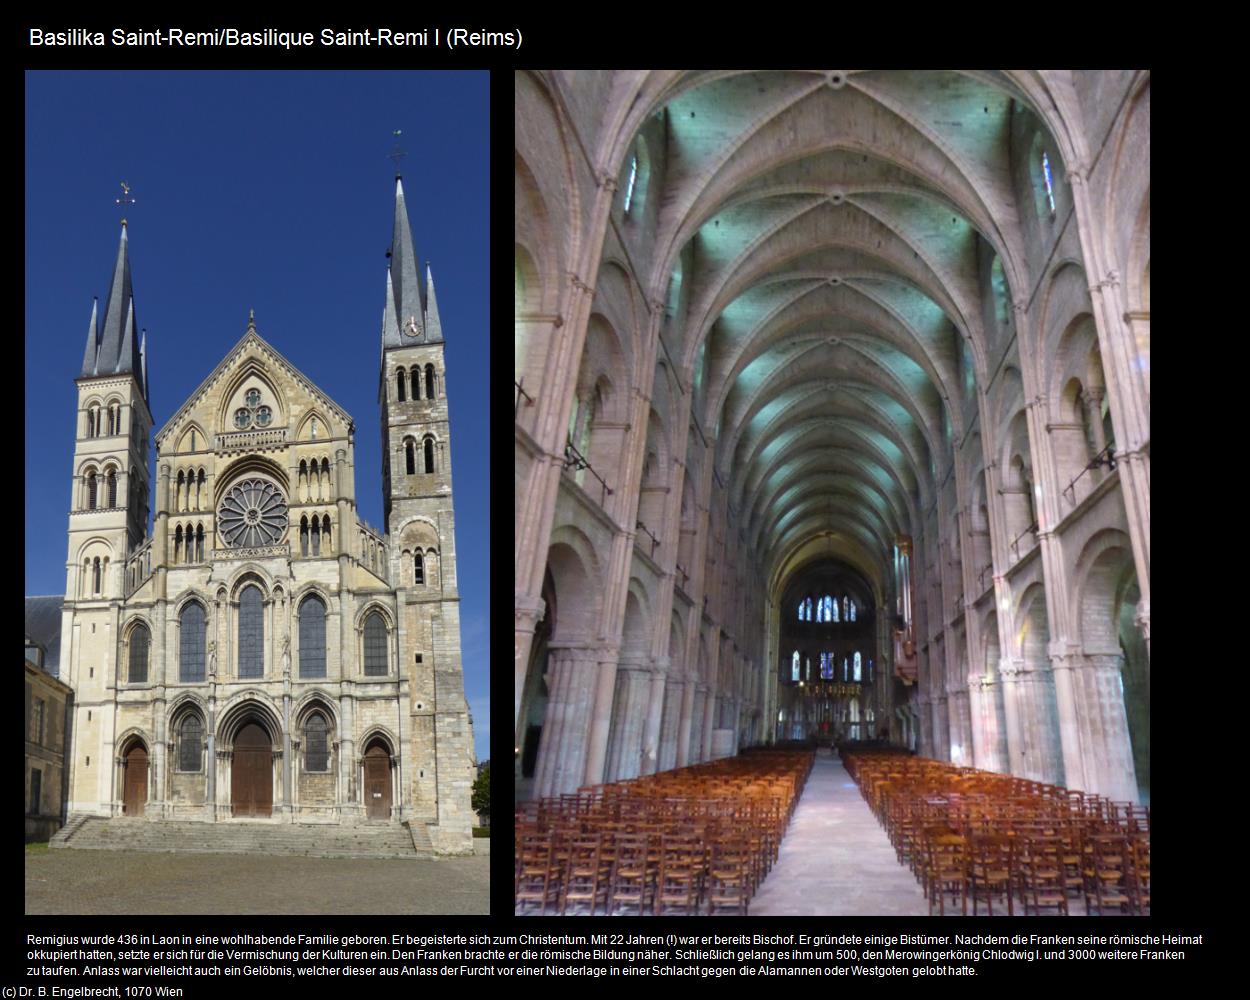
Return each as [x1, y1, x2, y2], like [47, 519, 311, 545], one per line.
[515, 830, 560, 915]
[1083, 834, 1133, 915]
[923, 828, 969, 916]
[1018, 835, 1068, 916]
[968, 833, 1014, 916]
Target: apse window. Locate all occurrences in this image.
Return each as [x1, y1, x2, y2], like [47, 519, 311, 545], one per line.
[1042, 152, 1056, 216]
[623, 155, 638, 214]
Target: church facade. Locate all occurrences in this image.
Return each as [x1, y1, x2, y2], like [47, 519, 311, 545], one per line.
[59, 178, 476, 852]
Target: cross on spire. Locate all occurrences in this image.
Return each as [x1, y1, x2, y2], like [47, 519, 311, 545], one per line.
[389, 130, 407, 177]
[115, 181, 135, 226]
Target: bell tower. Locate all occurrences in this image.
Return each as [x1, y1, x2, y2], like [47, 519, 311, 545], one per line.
[65, 221, 153, 606]
[378, 175, 475, 850]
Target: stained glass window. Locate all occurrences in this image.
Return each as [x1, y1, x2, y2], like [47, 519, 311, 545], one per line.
[843, 657, 849, 681]
[791, 650, 800, 682]
[1042, 152, 1056, 216]
[853, 651, 862, 682]
[180, 715, 202, 771]
[238, 585, 264, 678]
[820, 652, 833, 680]
[299, 595, 326, 678]
[849, 598, 857, 622]
[624, 155, 638, 213]
[363, 612, 389, 676]
[128, 624, 149, 684]
[830, 595, 839, 622]
[305, 715, 329, 772]
[179, 602, 205, 682]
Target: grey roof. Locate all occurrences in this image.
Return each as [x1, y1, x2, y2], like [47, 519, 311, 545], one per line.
[424, 264, 444, 343]
[80, 298, 99, 377]
[24, 596, 63, 678]
[80, 224, 147, 402]
[382, 176, 439, 349]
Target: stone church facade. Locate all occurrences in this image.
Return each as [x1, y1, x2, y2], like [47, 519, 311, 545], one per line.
[59, 178, 475, 853]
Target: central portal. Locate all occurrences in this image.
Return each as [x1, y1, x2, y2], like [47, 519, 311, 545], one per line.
[232, 722, 273, 817]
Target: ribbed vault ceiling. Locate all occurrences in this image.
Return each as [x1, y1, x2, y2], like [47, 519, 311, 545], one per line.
[632, 69, 1040, 600]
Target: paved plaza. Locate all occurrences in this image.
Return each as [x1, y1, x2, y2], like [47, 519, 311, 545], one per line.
[25, 844, 490, 915]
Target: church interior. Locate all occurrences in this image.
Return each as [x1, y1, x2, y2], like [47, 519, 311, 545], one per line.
[515, 70, 1149, 915]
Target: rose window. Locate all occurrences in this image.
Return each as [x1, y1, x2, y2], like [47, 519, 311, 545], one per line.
[218, 479, 288, 548]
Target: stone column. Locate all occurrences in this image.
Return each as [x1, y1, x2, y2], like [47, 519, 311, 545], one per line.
[676, 678, 696, 767]
[1078, 653, 1139, 803]
[916, 695, 933, 758]
[640, 668, 667, 777]
[514, 596, 546, 732]
[1049, 645, 1088, 792]
[998, 657, 1025, 778]
[533, 646, 599, 798]
[605, 664, 650, 782]
[582, 657, 618, 788]
[700, 687, 716, 762]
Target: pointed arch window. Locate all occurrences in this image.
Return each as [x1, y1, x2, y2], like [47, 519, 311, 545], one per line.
[414, 551, 424, 585]
[423, 437, 435, 474]
[128, 624, 149, 684]
[791, 650, 800, 682]
[311, 516, 321, 556]
[195, 523, 204, 563]
[1042, 151, 1056, 216]
[623, 154, 638, 213]
[179, 715, 203, 772]
[842, 596, 849, 622]
[798, 596, 812, 622]
[322, 515, 332, 552]
[363, 611, 389, 676]
[174, 524, 183, 563]
[300, 516, 309, 557]
[843, 657, 849, 682]
[853, 651, 862, 682]
[237, 585, 264, 679]
[425, 364, 436, 400]
[299, 594, 327, 679]
[396, 368, 406, 402]
[849, 598, 857, 622]
[179, 602, 206, 682]
[820, 652, 833, 680]
[305, 714, 329, 772]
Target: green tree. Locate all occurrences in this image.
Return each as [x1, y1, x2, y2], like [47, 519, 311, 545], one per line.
[471, 761, 490, 818]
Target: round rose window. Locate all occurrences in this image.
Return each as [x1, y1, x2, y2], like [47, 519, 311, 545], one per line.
[218, 478, 287, 548]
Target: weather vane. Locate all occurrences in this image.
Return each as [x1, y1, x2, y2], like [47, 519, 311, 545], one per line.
[389, 129, 407, 176]
[115, 181, 135, 226]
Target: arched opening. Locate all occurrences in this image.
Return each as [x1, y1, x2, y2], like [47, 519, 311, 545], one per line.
[231, 720, 274, 818]
[425, 363, 436, 400]
[423, 436, 435, 474]
[363, 738, 393, 820]
[121, 738, 148, 816]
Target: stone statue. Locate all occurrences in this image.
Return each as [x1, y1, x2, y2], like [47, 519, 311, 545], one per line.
[207, 640, 217, 679]
[282, 635, 291, 677]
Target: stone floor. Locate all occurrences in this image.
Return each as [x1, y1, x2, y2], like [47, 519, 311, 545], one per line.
[25, 847, 490, 914]
[750, 751, 928, 916]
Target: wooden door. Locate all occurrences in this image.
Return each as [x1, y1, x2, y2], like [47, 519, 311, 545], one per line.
[364, 744, 391, 819]
[232, 723, 273, 817]
[123, 744, 148, 816]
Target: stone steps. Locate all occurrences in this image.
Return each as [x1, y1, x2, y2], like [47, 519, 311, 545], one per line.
[55, 816, 433, 859]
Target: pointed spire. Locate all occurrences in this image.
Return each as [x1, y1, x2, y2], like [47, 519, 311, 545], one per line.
[79, 297, 99, 377]
[97, 223, 137, 375]
[383, 176, 423, 349]
[382, 267, 402, 346]
[139, 330, 149, 402]
[116, 297, 141, 377]
[423, 264, 444, 343]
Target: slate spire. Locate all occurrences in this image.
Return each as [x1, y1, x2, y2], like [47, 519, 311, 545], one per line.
[424, 264, 444, 344]
[79, 297, 99, 377]
[97, 222, 138, 376]
[382, 176, 424, 348]
[139, 329, 149, 402]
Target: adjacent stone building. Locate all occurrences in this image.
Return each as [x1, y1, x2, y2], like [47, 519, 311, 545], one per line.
[26, 596, 72, 842]
[57, 177, 476, 852]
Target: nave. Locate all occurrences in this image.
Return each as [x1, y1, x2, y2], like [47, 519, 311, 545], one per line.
[514, 746, 1149, 917]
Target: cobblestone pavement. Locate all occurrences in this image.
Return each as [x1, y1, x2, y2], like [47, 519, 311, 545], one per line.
[25, 848, 490, 915]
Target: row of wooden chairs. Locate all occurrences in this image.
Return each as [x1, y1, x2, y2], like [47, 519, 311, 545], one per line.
[516, 751, 813, 915]
[846, 750, 1149, 916]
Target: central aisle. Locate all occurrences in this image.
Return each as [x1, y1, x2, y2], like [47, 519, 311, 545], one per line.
[750, 751, 927, 916]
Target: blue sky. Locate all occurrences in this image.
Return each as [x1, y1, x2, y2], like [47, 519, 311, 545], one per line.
[25, 70, 490, 762]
